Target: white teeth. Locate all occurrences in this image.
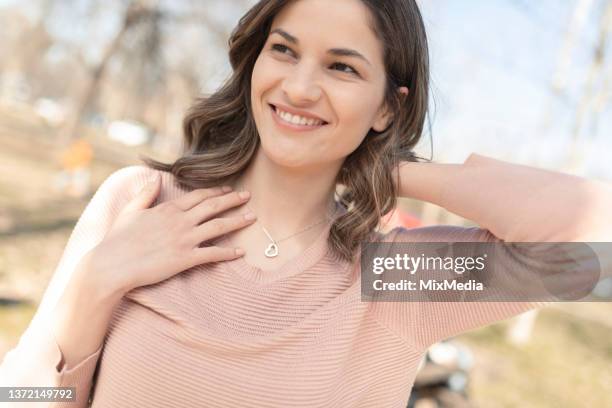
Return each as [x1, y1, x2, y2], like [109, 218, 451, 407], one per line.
[275, 106, 324, 126]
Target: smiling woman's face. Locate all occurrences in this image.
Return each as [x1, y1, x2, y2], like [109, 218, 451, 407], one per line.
[250, 0, 392, 171]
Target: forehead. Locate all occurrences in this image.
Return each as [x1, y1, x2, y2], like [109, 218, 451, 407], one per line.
[270, 0, 383, 65]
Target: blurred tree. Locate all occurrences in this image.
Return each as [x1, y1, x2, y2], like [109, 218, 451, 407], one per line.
[569, 0, 612, 171]
[1, 0, 255, 151]
[58, 0, 255, 146]
[541, 0, 612, 173]
[574, 0, 612, 140]
[0, 0, 54, 100]
[60, 0, 159, 145]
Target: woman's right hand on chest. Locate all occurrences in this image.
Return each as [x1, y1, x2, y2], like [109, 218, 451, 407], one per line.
[83, 174, 256, 296]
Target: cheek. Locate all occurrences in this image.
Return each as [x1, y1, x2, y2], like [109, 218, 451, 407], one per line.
[251, 56, 279, 99]
[250, 59, 265, 107]
[332, 95, 379, 144]
[342, 100, 377, 126]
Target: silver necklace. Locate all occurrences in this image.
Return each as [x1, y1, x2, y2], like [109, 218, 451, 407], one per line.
[237, 184, 337, 258]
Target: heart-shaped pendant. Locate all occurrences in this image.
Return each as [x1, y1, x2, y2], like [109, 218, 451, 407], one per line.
[265, 242, 279, 258]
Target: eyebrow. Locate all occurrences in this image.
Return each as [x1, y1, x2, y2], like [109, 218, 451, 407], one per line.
[269, 28, 372, 67]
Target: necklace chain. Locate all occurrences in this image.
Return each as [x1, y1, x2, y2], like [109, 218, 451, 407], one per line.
[236, 184, 337, 257]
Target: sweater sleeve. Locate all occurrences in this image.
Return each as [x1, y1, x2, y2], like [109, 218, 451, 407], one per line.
[371, 153, 611, 349]
[0, 165, 157, 407]
[438, 153, 612, 243]
[369, 225, 550, 350]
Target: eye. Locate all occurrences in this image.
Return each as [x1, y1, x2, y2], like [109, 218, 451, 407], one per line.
[271, 43, 294, 56]
[329, 62, 359, 76]
[270, 43, 360, 77]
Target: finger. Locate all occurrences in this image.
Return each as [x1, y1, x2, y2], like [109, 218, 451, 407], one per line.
[192, 214, 256, 243]
[189, 245, 245, 266]
[188, 191, 251, 224]
[123, 173, 161, 213]
[174, 186, 232, 211]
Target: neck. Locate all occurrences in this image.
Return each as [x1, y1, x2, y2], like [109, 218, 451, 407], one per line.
[231, 148, 341, 241]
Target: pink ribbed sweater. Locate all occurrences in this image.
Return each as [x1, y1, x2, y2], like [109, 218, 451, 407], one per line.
[4, 158, 607, 407]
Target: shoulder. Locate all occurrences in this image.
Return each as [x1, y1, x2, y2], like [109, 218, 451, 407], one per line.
[100, 165, 159, 191]
[380, 224, 501, 243]
[94, 165, 179, 206]
[84, 164, 174, 211]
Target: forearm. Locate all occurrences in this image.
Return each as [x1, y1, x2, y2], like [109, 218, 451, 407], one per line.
[50, 253, 125, 371]
[398, 153, 612, 242]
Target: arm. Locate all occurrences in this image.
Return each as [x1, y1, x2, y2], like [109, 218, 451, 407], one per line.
[0, 165, 154, 407]
[49, 255, 125, 380]
[396, 153, 612, 242]
[371, 154, 612, 348]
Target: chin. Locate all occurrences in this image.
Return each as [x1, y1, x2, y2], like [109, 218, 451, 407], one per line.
[257, 140, 313, 169]
[266, 149, 309, 168]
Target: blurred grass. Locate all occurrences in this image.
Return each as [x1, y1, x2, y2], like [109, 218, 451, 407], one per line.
[458, 305, 612, 407]
[0, 104, 173, 298]
[0, 104, 148, 354]
[0, 303, 36, 351]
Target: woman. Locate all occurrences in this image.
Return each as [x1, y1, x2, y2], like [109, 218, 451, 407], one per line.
[1, 0, 610, 407]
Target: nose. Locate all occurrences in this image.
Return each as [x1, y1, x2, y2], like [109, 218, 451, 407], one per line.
[281, 63, 322, 104]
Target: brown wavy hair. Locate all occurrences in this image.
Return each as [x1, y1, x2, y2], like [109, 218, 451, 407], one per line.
[143, 0, 432, 263]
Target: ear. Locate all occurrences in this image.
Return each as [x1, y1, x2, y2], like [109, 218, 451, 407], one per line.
[372, 86, 409, 132]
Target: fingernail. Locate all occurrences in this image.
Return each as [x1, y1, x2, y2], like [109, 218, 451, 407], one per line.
[235, 248, 245, 256]
[222, 185, 233, 193]
[244, 212, 256, 221]
[239, 191, 250, 199]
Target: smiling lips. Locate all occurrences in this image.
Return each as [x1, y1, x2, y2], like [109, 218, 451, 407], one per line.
[269, 104, 329, 131]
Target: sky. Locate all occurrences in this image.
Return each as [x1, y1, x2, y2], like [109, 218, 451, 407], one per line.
[1, 0, 611, 179]
[417, 0, 611, 179]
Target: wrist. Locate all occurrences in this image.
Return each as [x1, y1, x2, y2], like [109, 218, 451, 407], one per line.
[396, 160, 454, 204]
[73, 248, 127, 304]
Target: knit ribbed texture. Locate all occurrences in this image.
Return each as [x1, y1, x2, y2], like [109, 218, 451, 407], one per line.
[0, 165, 546, 407]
